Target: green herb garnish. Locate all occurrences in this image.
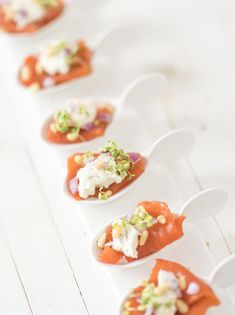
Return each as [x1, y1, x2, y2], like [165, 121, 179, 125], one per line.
[100, 141, 133, 179]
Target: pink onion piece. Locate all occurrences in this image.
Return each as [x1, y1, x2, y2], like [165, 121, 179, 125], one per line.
[104, 241, 113, 247]
[65, 48, 72, 55]
[69, 177, 78, 194]
[83, 122, 94, 131]
[97, 112, 112, 123]
[129, 152, 141, 164]
[126, 212, 134, 221]
[152, 218, 158, 225]
[43, 77, 54, 88]
[18, 9, 28, 17]
[67, 100, 77, 113]
[135, 225, 144, 233]
[145, 306, 154, 315]
[118, 256, 129, 265]
[186, 282, 200, 295]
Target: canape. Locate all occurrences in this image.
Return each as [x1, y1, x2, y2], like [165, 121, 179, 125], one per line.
[66, 141, 146, 201]
[19, 38, 92, 90]
[46, 99, 114, 144]
[0, 0, 64, 34]
[95, 201, 185, 265]
[121, 259, 220, 315]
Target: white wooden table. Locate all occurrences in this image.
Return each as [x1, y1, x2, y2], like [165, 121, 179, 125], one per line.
[0, 1, 235, 314]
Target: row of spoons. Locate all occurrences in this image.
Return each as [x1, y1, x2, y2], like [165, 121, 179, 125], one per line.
[6, 8, 233, 313]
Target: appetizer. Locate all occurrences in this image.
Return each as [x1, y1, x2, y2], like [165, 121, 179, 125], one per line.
[19, 38, 92, 90]
[0, 0, 64, 34]
[67, 141, 146, 201]
[122, 259, 220, 315]
[47, 99, 114, 144]
[97, 201, 185, 265]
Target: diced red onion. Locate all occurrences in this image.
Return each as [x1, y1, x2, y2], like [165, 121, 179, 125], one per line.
[126, 212, 134, 221]
[65, 48, 72, 55]
[69, 177, 78, 194]
[104, 241, 113, 247]
[135, 226, 144, 233]
[186, 282, 200, 295]
[43, 77, 54, 88]
[152, 218, 158, 225]
[18, 9, 28, 17]
[83, 122, 94, 131]
[129, 152, 141, 164]
[145, 306, 153, 315]
[118, 256, 128, 265]
[67, 100, 77, 113]
[97, 112, 112, 123]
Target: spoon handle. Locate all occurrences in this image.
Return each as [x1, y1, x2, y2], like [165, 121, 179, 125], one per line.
[120, 73, 167, 112]
[147, 128, 195, 166]
[91, 23, 133, 51]
[179, 188, 228, 222]
[208, 255, 235, 288]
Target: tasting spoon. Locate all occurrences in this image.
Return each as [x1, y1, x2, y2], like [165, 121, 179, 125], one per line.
[119, 253, 235, 314]
[21, 23, 134, 95]
[91, 188, 228, 269]
[41, 73, 167, 150]
[64, 128, 195, 205]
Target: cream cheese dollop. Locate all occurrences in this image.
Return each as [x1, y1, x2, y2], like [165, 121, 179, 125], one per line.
[153, 290, 177, 315]
[3, 0, 45, 28]
[112, 219, 140, 259]
[158, 270, 181, 297]
[38, 40, 78, 75]
[65, 99, 96, 129]
[76, 154, 122, 199]
[152, 270, 181, 315]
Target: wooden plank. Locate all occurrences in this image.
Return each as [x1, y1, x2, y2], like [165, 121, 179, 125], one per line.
[0, 136, 89, 315]
[0, 229, 32, 315]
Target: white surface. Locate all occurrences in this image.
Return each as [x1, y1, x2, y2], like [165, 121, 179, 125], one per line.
[0, 0, 235, 314]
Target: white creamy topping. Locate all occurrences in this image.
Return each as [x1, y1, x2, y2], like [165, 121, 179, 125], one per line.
[153, 291, 177, 315]
[3, 0, 45, 28]
[158, 270, 181, 297]
[144, 271, 180, 315]
[76, 154, 122, 199]
[112, 220, 139, 258]
[65, 99, 96, 129]
[38, 40, 77, 75]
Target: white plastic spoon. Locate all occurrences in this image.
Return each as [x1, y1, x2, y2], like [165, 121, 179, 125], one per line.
[179, 187, 229, 222]
[119, 73, 167, 113]
[41, 73, 167, 150]
[206, 254, 235, 289]
[20, 23, 133, 95]
[119, 254, 235, 314]
[64, 128, 195, 205]
[91, 188, 228, 269]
